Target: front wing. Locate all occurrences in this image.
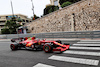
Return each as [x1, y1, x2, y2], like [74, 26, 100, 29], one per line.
[53, 42, 70, 52]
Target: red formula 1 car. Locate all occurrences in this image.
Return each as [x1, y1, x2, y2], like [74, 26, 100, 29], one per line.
[10, 37, 70, 53]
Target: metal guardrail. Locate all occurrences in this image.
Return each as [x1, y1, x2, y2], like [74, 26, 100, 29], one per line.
[35, 31, 100, 39]
[0, 34, 34, 39]
[0, 31, 100, 39]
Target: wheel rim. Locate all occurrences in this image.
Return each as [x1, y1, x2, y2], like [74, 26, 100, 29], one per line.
[10, 44, 15, 50]
[44, 46, 49, 51]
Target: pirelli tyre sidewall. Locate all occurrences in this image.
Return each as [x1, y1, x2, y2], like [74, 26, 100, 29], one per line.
[10, 43, 18, 50]
[43, 43, 53, 53]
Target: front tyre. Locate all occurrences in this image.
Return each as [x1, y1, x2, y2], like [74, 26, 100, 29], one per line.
[43, 43, 53, 53]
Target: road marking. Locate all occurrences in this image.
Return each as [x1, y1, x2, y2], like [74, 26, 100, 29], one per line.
[48, 55, 99, 66]
[33, 63, 55, 67]
[64, 50, 100, 56]
[69, 46, 100, 50]
[77, 42, 100, 43]
[81, 40, 100, 41]
[0, 42, 11, 43]
[0, 42, 11, 44]
[73, 44, 100, 46]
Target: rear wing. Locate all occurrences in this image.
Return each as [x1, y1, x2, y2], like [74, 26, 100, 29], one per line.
[11, 37, 25, 42]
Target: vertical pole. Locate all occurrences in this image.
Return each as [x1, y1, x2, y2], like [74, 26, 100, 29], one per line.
[71, 13, 75, 31]
[31, 0, 34, 18]
[6, 35, 7, 39]
[10, 0, 14, 17]
[58, 0, 62, 9]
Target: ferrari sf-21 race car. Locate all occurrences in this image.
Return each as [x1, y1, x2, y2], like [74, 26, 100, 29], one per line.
[10, 37, 70, 53]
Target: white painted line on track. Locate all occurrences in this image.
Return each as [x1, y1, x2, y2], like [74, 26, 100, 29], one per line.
[0, 42, 11, 43]
[64, 50, 100, 56]
[48, 55, 99, 66]
[33, 63, 55, 67]
[73, 44, 100, 46]
[81, 40, 100, 41]
[69, 46, 100, 50]
[77, 42, 100, 43]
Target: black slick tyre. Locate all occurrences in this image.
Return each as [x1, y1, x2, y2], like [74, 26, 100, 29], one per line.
[10, 44, 18, 50]
[43, 43, 53, 53]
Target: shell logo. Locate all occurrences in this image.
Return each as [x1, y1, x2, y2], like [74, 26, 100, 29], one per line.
[26, 43, 32, 46]
[38, 42, 41, 45]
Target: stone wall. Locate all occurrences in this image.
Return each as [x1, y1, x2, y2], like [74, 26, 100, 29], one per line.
[26, 0, 100, 33]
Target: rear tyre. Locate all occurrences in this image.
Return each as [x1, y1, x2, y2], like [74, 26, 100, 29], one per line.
[10, 44, 18, 50]
[43, 43, 53, 53]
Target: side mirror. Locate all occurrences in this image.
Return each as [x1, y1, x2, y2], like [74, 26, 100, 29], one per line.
[42, 39, 46, 41]
[11, 39, 15, 42]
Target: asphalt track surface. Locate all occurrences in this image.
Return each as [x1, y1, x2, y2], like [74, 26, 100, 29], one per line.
[0, 40, 100, 67]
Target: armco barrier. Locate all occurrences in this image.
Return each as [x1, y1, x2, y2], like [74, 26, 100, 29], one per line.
[0, 34, 34, 39]
[0, 31, 100, 39]
[35, 31, 100, 39]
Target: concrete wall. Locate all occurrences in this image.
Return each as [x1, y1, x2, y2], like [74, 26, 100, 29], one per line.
[26, 0, 100, 33]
